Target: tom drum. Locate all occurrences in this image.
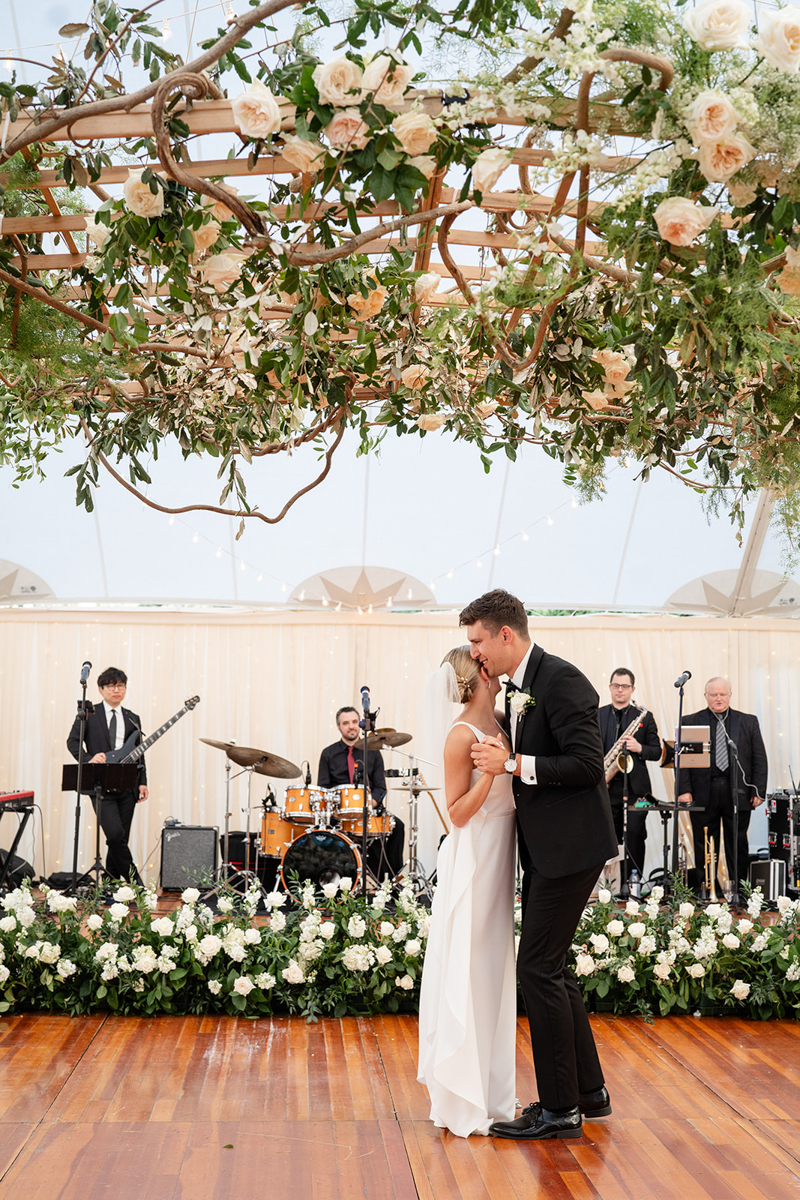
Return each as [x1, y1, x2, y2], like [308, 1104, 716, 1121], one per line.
[260, 811, 297, 858]
[283, 787, 320, 826]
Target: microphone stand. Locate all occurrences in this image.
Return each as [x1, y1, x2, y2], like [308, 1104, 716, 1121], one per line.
[70, 675, 93, 891]
[670, 680, 687, 885]
[359, 692, 378, 898]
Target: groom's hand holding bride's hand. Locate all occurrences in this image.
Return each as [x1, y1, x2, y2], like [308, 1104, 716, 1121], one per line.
[471, 736, 508, 777]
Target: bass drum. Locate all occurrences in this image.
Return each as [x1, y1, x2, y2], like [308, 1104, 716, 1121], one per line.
[280, 829, 361, 891]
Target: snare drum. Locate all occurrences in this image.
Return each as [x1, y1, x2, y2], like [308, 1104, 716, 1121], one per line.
[280, 828, 361, 890]
[283, 786, 320, 826]
[260, 811, 298, 857]
[337, 808, 396, 839]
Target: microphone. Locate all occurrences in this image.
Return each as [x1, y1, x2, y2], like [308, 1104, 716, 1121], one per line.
[360, 685, 371, 713]
[80, 661, 92, 683]
[674, 670, 692, 689]
[304, 760, 312, 788]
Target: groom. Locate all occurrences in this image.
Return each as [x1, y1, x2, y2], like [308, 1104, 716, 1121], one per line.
[462, 589, 617, 1140]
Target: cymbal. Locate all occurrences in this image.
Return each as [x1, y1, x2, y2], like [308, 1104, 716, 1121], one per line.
[392, 782, 440, 792]
[366, 728, 413, 751]
[200, 738, 301, 779]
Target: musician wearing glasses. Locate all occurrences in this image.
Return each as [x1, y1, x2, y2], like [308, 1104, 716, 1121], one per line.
[598, 668, 662, 881]
[66, 667, 147, 887]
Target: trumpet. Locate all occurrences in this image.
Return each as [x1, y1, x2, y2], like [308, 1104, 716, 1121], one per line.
[604, 703, 647, 783]
[704, 827, 719, 903]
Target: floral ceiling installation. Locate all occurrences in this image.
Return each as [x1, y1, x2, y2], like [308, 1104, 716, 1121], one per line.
[2, 0, 800, 538]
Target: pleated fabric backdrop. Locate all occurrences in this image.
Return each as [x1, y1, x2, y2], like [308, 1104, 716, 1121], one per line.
[0, 607, 795, 884]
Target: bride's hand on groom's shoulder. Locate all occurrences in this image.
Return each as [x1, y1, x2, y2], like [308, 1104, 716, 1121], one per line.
[471, 737, 507, 776]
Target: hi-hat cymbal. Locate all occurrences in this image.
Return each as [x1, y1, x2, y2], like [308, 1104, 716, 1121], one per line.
[200, 738, 301, 779]
[392, 782, 440, 792]
[366, 728, 413, 751]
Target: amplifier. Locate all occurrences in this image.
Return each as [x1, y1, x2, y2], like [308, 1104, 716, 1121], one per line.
[766, 791, 800, 890]
[160, 824, 218, 891]
[749, 859, 787, 902]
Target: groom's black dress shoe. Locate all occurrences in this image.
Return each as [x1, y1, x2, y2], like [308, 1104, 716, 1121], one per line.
[579, 1086, 612, 1118]
[489, 1103, 582, 1140]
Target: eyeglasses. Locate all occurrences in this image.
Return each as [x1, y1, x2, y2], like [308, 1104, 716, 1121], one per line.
[103, 683, 127, 691]
[610, 683, 633, 690]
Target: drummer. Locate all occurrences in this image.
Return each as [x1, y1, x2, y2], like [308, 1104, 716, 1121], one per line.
[318, 706, 404, 880]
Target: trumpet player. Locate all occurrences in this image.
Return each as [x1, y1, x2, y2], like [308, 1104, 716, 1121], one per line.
[599, 668, 662, 880]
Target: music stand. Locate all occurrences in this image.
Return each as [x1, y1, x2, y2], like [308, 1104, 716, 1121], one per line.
[61, 763, 138, 892]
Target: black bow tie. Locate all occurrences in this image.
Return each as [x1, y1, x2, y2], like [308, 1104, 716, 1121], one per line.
[505, 680, 522, 694]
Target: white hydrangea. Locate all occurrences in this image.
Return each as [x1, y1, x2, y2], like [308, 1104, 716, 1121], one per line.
[18, 907, 36, 928]
[270, 911, 287, 933]
[208, 979, 222, 994]
[342, 944, 374, 972]
[300, 883, 316, 909]
[255, 972, 276, 990]
[751, 933, 768, 952]
[392, 922, 409, 943]
[57, 958, 77, 979]
[747, 889, 764, 918]
[638, 936, 657, 957]
[39, 942, 61, 965]
[347, 915, 367, 939]
[786, 961, 800, 982]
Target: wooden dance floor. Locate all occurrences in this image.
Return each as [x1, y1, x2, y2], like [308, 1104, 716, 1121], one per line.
[0, 1012, 797, 1199]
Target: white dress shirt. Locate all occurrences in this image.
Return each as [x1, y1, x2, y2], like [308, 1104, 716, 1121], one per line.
[508, 643, 537, 786]
[102, 701, 125, 751]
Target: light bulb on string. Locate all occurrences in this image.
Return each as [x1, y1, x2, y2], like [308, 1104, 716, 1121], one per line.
[240, 560, 246, 571]
[522, 531, 530, 542]
[446, 569, 453, 579]
[571, 499, 578, 509]
[335, 601, 342, 612]
[322, 597, 328, 606]
[215, 547, 222, 558]
[192, 532, 199, 544]
[386, 596, 393, 608]
[407, 588, 413, 600]
[161, 18, 172, 41]
[257, 574, 263, 583]
[56, 43, 64, 62]
[168, 516, 174, 526]
[493, 545, 500, 556]
[299, 590, 305, 601]
[225, 1, 236, 23]
[546, 515, 554, 526]
[281, 582, 287, 593]
[3, 51, 12, 71]
[429, 582, 436, 592]
[368, 604, 373, 614]
[475, 558, 482, 568]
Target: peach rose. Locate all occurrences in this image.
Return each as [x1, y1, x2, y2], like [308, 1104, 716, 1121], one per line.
[653, 196, 720, 245]
[203, 184, 238, 222]
[474, 401, 499, 420]
[85, 216, 110, 249]
[408, 155, 437, 179]
[687, 90, 739, 145]
[416, 414, 447, 430]
[347, 277, 387, 321]
[231, 79, 282, 140]
[593, 348, 630, 385]
[199, 251, 248, 292]
[727, 178, 758, 206]
[683, 0, 751, 51]
[582, 389, 613, 411]
[280, 134, 325, 174]
[189, 218, 221, 258]
[414, 272, 440, 304]
[362, 54, 413, 110]
[313, 56, 363, 106]
[755, 7, 800, 74]
[777, 245, 800, 294]
[324, 109, 371, 152]
[401, 365, 428, 389]
[122, 168, 164, 218]
[698, 133, 756, 182]
[392, 110, 438, 156]
[472, 147, 513, 193]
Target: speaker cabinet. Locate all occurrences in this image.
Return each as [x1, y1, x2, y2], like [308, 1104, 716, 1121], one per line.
[160, 824, 218, 890]
[749, 858, 787, 903]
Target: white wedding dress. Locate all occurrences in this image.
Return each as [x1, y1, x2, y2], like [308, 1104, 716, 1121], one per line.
[417, 721, 518, 1137]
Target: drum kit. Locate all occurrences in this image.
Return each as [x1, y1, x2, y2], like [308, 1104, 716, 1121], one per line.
[199, 734, 410, 894]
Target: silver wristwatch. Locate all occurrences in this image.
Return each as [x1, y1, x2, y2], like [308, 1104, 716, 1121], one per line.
[503, 754, 517, 774]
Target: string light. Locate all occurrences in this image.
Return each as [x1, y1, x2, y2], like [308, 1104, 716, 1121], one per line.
[257, 573, 263, 583]
[322, 596, 329, 606]
[215, 547, 222, 558]
[240, 559, 246, 571]
[522, 531, 530, 541]
[225, 1, 236, 23]
[299, 589, 305, 601]
[368, 604, 373, 614]
[571, 499, 578, 509]
[56, 43, 64, 61]
[161, 18, 172, 40]
[386, 596, 393, 608]
[168, 516, 174, 526]
[493, 545, 500, 556]
[446, 569, 453, 578]
[335, 601, 342, 611]
[281, 583, 287, 593]
[406, 587, 412, 599]
[192, 532, 199, 543]
[429, 582, 436, 592]
[546, 515, 554, 526]
[3, 51, 12, 71]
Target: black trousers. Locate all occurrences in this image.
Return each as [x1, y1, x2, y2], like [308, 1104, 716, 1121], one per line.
[366, 816, 404, 880]
[517, 860, 606, 1110]
[609, 794, 648, 877]
[689, 777, 751, 893]
[90, 788, 143, 885]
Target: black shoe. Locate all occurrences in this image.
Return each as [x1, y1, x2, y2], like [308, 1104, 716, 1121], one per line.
[579, 1086, 612, 1118]
[489, 1102, 582, 1140]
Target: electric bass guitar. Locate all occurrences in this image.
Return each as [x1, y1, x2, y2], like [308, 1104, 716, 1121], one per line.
[105, 695, 200, 764]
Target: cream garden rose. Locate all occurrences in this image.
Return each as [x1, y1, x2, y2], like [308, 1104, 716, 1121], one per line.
[698, 134, 756, 182]
[280, 134, 326, 174]
[362, 54, 413, 109]
[392, 110, 438, 156]
[686, 90, 739, 145]
[231, 79, 282, 139]
[654, 196, 720, 245]
[472, 147, 513, 193]
[191, 218, 221, 257]
[414, 272, 440, 304]
[347, 276, 387, 320]
[683, 0, 751, 51]
[85, 216, 111, 249]
[122, 168, 164, 218]
[200, 251, 248, 292]
[755, 6, 800, 74]
[203, 184, 239, 223]
[777, 245, 800, 294]
[313, 56, 363, 106]
[416, 413, 447, 431]
[401, 365, 428, 389]
[408, 155, 437, 179]
[324, 109, 371, 152]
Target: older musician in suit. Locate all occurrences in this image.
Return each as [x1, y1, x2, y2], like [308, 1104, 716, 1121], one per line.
[463, 589, 618, 1142]
[67, 666, 147, 886]
[599, 668, 662, 879]
[678, 677, 767, 899]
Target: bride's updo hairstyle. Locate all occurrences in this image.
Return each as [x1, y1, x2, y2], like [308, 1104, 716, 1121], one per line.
[442, 646, 482, 704]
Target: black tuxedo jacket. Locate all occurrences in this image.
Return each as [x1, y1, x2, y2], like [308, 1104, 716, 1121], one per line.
[67, 705, 147, 789]
[599, 705, 661, 800]
[509, 646, 617, 879]
[677, 706, 767, 812]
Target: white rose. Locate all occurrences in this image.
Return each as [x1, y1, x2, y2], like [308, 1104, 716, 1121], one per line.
[109, 904, 129, 922]
[324, 109, 371, 152]
[85, 216, 111, 249]
[687, 90, 739, 145]
[722, 933, 740, 949]
[181, 887, 201, 905]
[597, 888, 612, 905]
[199, 251, 248, 293]
[755, 7, 800, 73]
[362, 55, 413, 109]
[683, 0, 751, 50]
[697, 134, 756, 183]
[730, 979, 751, 1000]
[628, 922, 646, 939]
[380, 921, 395, 939]
[151, 916, 174, 937]
[777, 895, 793, 914]
[233, 976, 255, 996]
[625, 900, 640, 916]
[282, 961, 305, 984]
[319, 921, 336, 939]
[57, 958, 77, 979]
[395, 973, 414, 990]
[280, 134, 326, 174]
[679, 903, 695, 919]
[687, 963, 705, 978]
[575, 953, 596, 977]
[589, 933, 609, 953]
[617, 964, 635, 983]
[244, 927, 261, 944]
[375, 945, 392, 965]
[414, 272, 440, 305]
[607, 920, 624, 937]
[122, 168, 165, 218]
[392, 110, 438, 157]
[313, 56, 363, 106]
[654, 197, 720, 245]
[113, 885, 136, 903]
[404, 939, 421, 958]
[340, 877, 353, 893]
[231, 79, 282, 139]
[86, 914, 103, 932]
[472, 147, 513, 193]
[347, 278, 387, 321]
[265, 891, 286, 909]
[654, 962, 671, 981]
[408, 155, 437, 179]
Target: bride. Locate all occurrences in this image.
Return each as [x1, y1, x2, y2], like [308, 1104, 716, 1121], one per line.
[416, 646, 518, 1138]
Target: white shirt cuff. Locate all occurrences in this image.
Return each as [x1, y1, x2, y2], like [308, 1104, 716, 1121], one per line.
[519, 754, 537, 786]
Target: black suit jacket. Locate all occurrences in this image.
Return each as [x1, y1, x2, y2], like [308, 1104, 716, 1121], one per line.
[510, 646, 617, 879]
[677, 706, 767, 812]
[67, 705, 147, 790]
[599, 705, 661, 800]
[317, 741, 386, 800]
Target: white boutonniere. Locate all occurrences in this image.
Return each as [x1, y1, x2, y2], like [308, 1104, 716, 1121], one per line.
[508, 688, 536, 716]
